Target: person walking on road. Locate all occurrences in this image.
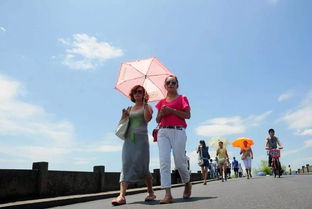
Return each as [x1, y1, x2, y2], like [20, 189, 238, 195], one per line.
[112, 85, 156, 206]
[209, 159, 217, 179]
[240, 140, 253, 179]
[156, 75, 192, 204]
[232, 157, 239, 178]
[197, 140, 211, 185]
[216, 141, 229, 182]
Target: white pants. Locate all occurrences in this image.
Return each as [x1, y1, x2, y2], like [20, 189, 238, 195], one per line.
[157, 128, 190, 188]
[243, 157, 252, 169]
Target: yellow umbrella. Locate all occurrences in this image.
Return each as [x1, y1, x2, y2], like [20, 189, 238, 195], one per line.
[232, 137, 254, 149]
[209, 137, 229, 150]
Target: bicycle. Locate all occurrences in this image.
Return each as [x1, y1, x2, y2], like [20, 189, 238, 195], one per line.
[269, 149, 282, 178]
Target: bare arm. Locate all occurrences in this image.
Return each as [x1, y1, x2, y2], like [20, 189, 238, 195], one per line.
[240, 149, 243, 155]
[264, 139, 269, 149]
[120, 106, 131, 120]
[250, 148, 253, 159]
[225, 150, 229, 159]
[143, 104, 153, 122]
[277, 139, 283, 148]
[196, 146, 200, 153]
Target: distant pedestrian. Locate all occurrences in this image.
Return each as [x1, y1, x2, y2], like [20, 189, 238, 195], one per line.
[209, 159, 217, 179]
[197, 140, 210, 185]
[232, 157, 239, 178]
[112, 85, 155, 206]
[240, 140, 253, 179]
[288, 165, 292, 175]
[156, 75, 192, 204]
[216, 141, 229, 182]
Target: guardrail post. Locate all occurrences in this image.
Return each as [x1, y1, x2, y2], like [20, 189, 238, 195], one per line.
[93, 166, 105, 192]
[32, 162, 48, 197]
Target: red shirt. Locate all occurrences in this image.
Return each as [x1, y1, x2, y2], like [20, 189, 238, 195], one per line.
[155, 95, 191, 128]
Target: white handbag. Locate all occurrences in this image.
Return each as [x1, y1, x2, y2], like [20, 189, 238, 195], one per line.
[115, 117, 129, 140]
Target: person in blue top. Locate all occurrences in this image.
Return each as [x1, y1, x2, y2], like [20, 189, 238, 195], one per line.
[197, 140, 210, 185]
[232, 157, 239, 178]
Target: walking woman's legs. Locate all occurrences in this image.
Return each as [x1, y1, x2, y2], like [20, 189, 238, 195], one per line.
[218, 165, 222, 180]
[120, 181, 128, 197]
[223, 164, 227, 181]
[112, 182, 128, 205]
[144, 175, 155, 196]
[203, 167, 208, 184]
[201, 166, 204, 179]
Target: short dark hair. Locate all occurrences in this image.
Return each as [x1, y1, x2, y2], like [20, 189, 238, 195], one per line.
[268, 128, 275, 134]
[129, 85, 149, 103]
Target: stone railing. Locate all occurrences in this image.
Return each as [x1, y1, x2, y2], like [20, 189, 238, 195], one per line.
[0, 162, 204, 203]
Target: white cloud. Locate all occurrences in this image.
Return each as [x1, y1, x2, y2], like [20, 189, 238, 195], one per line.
[278, 91, 294, 102]
[0, 26, 6, 32]
[76, 132, 123, 153]
[281, 90, 312, 131]
[59, 33, 123, 70]
[195, 111, 271, 137]
[283, 139, 312, 157]
[295, 129, 312, 136]
[0, 74, 126, 169]
[0, 74, 76, 165]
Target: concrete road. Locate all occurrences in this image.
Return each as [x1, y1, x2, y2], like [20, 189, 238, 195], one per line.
[50, 175, 312, 209]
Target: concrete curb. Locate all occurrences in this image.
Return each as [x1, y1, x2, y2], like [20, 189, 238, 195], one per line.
[0, 180, 213, 209]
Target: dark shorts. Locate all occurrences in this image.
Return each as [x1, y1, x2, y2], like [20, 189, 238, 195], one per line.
[201, 159, 210, 168]
[234, 168, 239, 172]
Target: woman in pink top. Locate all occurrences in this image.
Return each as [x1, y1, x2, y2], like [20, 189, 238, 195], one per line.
[155, 75, 191, 204]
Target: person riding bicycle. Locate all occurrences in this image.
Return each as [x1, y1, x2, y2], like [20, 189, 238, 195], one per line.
[264, 129, 283, 167]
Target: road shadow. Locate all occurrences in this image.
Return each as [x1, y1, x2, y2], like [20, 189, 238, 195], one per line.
[129, 196, 218, 205]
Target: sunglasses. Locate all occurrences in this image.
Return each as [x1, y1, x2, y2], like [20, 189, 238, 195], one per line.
[165, 81, 177, 86]
[133, 89, 144, 94]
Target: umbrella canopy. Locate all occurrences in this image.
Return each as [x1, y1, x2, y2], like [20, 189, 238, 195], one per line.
[232, 137, 254, 149]
[208, 137, 230, 150]
[115, 57, 174, 102]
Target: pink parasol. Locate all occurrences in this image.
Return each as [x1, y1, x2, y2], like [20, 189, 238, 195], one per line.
[115, 57, 174, 102]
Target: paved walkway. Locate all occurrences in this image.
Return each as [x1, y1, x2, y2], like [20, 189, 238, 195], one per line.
[50, 175, 312, 209]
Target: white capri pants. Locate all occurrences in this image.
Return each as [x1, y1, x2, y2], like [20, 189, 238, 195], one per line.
[157, 128, 190, 188]
[243, 157, 252, 169]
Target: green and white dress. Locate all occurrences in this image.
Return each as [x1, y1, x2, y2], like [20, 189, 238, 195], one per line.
[120, 107, 151, 182]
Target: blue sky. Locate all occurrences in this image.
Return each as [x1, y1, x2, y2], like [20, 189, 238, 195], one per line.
[0, 0, 311, 173]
